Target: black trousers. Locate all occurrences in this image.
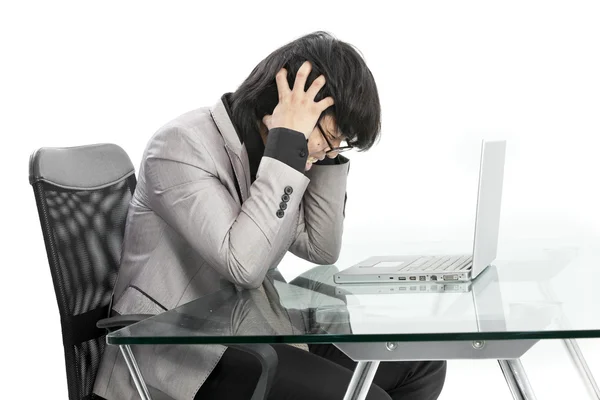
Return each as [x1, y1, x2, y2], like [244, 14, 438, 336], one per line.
[195, 343, 446, 400]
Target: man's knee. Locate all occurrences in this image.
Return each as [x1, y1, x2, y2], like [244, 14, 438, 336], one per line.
[366, 385, 393, 400]
[422, 360, 447, 398]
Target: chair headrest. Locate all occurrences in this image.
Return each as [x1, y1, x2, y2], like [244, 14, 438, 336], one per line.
[29, 143, 135, 190]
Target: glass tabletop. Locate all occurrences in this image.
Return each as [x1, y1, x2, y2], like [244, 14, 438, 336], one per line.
[107, 242, 600, 345]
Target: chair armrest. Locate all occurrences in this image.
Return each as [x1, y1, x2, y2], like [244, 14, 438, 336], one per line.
[97, 305, 277, 399]
[96, 314, 154, 329]
[230, 344, 278, 400]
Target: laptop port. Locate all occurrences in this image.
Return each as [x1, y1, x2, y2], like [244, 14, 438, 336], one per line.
[409, 276, 417, 281]
[419, 276, 426, 281]
[398, 277, 407, 281]
[430, 275, 438, 281]
[443, 275, 459, 281]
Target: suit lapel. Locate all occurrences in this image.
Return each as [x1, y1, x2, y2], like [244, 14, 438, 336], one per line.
[209, 98, 252, 203]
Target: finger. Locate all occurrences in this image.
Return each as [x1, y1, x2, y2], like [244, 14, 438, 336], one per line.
[306, 75, 326, 100]
[275, 68, 291, 99]
[292, 61, 312, 93]
[316, 96, 335, 112]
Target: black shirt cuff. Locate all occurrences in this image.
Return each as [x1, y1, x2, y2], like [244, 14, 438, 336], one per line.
[264, 128, 308, 173]
[315, 154, 349, 165]
[315, 156, 340, 165]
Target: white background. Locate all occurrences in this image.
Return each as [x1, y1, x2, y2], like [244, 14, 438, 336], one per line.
[2, 0, 599, 398]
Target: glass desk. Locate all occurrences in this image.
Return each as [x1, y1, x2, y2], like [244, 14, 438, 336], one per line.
[108, 245, 600, 400]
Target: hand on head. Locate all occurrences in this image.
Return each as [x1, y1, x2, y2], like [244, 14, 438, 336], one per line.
[265, 61, 334, 140]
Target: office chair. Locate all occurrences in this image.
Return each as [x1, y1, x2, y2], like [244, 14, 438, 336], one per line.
[30, 143, 277, 400]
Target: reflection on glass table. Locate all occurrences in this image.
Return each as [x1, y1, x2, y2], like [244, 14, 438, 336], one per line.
[108, 247, 600, 400]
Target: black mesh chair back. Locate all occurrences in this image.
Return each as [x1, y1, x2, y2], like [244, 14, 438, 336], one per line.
[29, 144, 136, 400]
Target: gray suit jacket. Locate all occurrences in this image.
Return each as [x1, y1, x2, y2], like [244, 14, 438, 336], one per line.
[93, 97, 349, 400]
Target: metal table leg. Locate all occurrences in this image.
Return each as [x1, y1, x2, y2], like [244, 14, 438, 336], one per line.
[498, 359, 537, 400]
[335, 340, 539, 400]
[539, 281, 600, 399]
[343, 361, 381, 400]
[119, 345, 153, 400]
[564, 339, 600, 399]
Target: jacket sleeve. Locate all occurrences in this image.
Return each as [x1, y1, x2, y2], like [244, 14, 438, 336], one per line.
[143, 125, 310, 289]
[288, 156, 350, 265]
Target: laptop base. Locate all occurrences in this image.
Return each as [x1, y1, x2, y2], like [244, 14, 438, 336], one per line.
[333, 255, 474, 284]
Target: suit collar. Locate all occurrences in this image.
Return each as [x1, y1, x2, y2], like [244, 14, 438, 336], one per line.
[210, 94, 243, 157]
[212, 94, 265, 183]
[209, 95, 252, 203]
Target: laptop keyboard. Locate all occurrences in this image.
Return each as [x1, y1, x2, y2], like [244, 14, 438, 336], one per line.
[399, 255, 472, 272]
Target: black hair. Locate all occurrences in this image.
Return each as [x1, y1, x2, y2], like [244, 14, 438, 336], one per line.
[229, 31, 381, 151]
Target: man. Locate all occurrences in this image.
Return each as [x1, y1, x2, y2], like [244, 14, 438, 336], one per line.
[93, 31, 446, 400]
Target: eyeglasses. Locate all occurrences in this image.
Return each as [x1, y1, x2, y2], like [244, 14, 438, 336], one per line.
[316, 122, 354, 154]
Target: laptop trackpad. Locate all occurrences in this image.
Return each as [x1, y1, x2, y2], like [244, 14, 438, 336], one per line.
[373, 261, 407, 270]
[358, 256, 418, 271]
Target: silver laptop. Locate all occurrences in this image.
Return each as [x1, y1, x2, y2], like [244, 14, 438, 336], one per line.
[334, 140, 506, 284]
